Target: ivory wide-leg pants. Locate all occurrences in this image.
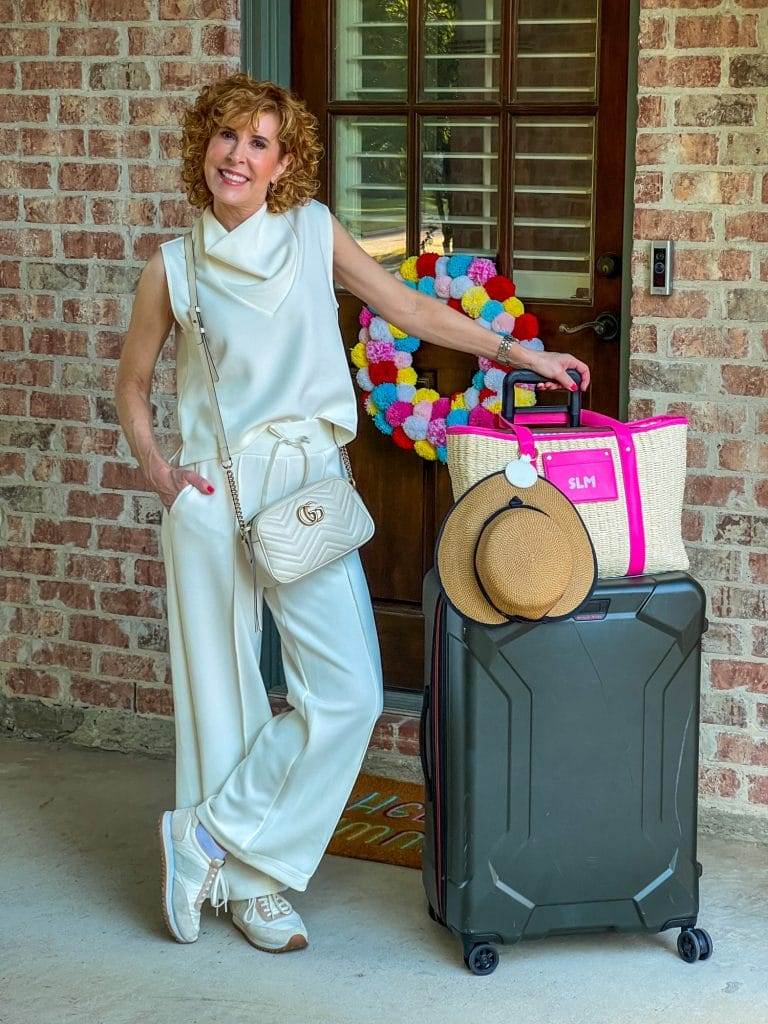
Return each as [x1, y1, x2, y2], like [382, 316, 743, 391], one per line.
[160, 418, 384, 899]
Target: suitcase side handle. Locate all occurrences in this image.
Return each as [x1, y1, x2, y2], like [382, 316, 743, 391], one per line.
[502, 368, 583, 427]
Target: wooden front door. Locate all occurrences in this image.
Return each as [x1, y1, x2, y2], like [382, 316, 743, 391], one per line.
[293, 0, 631, 693]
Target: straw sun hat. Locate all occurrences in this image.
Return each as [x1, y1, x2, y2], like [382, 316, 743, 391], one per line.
[435, 464, 597, 626]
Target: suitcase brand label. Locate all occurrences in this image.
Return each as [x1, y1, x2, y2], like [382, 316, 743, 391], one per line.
[542, 448, 618, 503]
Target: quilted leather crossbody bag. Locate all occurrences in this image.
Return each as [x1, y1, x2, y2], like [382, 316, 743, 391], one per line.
[182, 232, 375, 614]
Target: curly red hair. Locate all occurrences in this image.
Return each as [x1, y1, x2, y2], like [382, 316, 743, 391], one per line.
[180, 73, 323, 214]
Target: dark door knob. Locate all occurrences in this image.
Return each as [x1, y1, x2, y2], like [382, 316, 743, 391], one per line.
[596, 253, 621, 277]
[558, 311, 620, 342]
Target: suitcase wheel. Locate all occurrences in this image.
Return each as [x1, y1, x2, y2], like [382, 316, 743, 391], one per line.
[678, 927, 713, 963]
[463, 942, 499, 976]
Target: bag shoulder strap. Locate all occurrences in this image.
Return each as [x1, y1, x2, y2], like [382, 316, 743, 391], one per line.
[183, 231, 233, 467]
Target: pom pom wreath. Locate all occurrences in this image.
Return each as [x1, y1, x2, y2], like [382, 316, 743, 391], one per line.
[352, 251, 545, 462]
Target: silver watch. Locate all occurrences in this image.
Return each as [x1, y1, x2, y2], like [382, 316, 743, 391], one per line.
[495, 334, 516, 366]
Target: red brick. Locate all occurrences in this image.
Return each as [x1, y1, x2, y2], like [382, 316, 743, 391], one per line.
[711, 654, 768, 690]
[0, 95, 50, 123]
[159, 0, 238, 17]
[698, 764, 740, 799]
[31, 640, 92, 673]
[65, 553, 124, 583]
[128, 97, 188, 126]
[91, 197, 156, 226]
[0, 358, 53, 386]
[99, 651, 160, 681]
[62, 231, 125, 260]
[636, 133, 718, 166]
[96, 524, 159, 557]
[629, 324, 657, 354]
[87, 0, 150, 18]
[638, 56, 721, 89]
[676, 14, 757, 48]
[70, 676, 134, 709]
[29, 327, 88, 356]
[56, 26, 120, 55]
[674, 250, 751, 282]
[128, 25, 192, 54]
[20, 128, 85, 157]
[0, 27, 50, 55]
[136, 686, 174, 716]
[24, 195, 86, 224]
[158, 60, 235, 90]
[747, 775, 768, 805]
[0, 160, 52, 189]
[58, 95, 121, 125]
[31, 517, 91, 547]
[69, 614, 130, 648]
[8, 605, 63, 636]
[21, 61, 81, 90]
[639, 14, 667, 49]
[721, 364, 768, 397]
[0, 228, 53, 258]
[62, 297, 122, 325]
[725, 212, 768, 242]
[757, 702, 768, 727]
[134, 559, 166, 588]
[6, 667, 61, 700]
[37, 580, 95, 611]
[672, 171, 754, 204]
[88, 129, 150, 159]
[749, 554, 768, 586]
[634, 172, 663, 205]
[716, 732, 768, 766]
[717, 440, 753, 471]
[0, 261, 21, 288]
[129, 165, 184, 193]
[201, 24, 240, 55]
[59, 162, 120, 192]
[30, 392, 90, 421]
[99, 588, 163, 618]
[631, 288, 710, 319]
[667, 401, 747, 435]
[21, 0, 80, 17]
[634, 209, 714, 242]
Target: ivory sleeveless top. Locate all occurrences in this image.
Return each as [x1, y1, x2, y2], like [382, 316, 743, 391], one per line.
[160, 198, 358, 466]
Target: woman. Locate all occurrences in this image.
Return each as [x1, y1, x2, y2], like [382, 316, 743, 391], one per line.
[116, 73, 590, 955]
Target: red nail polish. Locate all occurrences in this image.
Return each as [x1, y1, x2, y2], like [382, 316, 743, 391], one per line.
[207, 485, 214, 493]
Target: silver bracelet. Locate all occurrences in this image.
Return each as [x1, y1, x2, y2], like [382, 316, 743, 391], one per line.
[495, 334, 516, 366]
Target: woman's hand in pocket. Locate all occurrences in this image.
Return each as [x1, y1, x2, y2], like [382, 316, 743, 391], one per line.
[153, 461, 216, 512]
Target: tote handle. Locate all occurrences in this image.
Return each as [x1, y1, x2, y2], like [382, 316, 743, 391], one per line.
[502, 369, 583, 427]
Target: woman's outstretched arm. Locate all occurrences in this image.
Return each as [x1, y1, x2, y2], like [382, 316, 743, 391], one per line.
[330, 213, 590, 393]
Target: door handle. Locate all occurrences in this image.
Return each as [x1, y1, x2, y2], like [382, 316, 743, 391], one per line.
[558, 311, 619, 342]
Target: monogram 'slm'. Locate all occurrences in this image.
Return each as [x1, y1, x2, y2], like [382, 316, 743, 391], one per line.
[297, 502, 325, 526]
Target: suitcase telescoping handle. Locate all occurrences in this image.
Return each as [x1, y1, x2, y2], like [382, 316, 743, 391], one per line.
[502, 368, 583, 427]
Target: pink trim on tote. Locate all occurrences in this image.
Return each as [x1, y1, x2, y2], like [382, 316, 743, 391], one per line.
[541, 448, 618, 503]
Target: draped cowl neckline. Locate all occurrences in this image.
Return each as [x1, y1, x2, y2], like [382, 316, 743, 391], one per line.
[192, 201, 299, 316]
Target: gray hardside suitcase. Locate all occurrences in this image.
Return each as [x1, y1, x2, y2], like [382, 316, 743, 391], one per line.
[420, 567, 712, 974]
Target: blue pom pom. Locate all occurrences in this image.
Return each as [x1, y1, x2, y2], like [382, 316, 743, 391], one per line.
[446, 408, 469, 426]
[437, 445, 448, 464]
[394, 335, 421, 353]
[447, 254, 473, 278]
[417, 277, 436, 296]
[481, 299, 505, 321]
[402, 280, 417, 290]
[373, 412, 393, 435]
[520, 337, 545, 351]
[472, 370, 485, 390]
[371, 383, 397, 409]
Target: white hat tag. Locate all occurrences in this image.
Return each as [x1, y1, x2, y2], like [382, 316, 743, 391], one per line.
[504, 454, 538, 488]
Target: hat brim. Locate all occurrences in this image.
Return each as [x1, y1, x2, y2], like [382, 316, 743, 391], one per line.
[435, 472, 597, 627]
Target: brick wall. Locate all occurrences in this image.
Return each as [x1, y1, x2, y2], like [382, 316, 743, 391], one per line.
[631, 1, 768, 830]
[1, 2, 766, 831]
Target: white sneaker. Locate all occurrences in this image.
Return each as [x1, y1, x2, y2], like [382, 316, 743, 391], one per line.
[158, 807, 230, 943]
[231, 894, 309, 953]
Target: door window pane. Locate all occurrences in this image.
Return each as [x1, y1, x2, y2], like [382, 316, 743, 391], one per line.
[515, 0, 599, 102]
[512, 117, 595, 301]
[421, 0, 502, 101]
[333, 0, 408, 101]
[332, 115, 407, 270]
[420, 116, 499, 256]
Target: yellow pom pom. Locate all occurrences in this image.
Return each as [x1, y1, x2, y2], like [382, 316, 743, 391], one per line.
[451, 394, 466, 410]
[514, 385, 536, 408]
[503, 297, 525, 317]
[350, 341, 368, 369]
[396, 367, 418, 386]
[413, 387, 440, 404]
[460, 286, 488, 319]
[485, 399, 502, 415]
[388, 324, 407, 339]
[414, 440, 437, 461]
[400, 256, 419, 282]
[365, 398, 379, 416]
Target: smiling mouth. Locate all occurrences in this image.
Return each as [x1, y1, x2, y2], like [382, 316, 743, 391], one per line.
[219, 168, 249, 185]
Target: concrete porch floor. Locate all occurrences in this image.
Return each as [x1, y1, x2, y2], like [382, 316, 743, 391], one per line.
[2, 735, 767, 1024]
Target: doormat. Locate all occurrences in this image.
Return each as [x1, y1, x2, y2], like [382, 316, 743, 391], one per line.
[326, 772, 425, 870]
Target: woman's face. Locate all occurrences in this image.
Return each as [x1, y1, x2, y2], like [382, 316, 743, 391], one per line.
[203, 109, 292, 225]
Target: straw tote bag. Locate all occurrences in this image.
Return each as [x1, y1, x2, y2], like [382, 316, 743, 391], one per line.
[445, 371, 689, 578]
[182, 232, 375, 593]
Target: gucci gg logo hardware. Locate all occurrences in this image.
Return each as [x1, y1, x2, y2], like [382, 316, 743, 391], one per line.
[296, 502, 325, 526]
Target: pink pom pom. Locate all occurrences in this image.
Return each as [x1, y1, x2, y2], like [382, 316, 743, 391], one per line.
[432, 397, 451, 419]
[434, 274, 452, 299]
[413, 400, 432, 420]
[393, 351, 411, 369]
[491, 312, 515, 335]
[477, 357, 493, 372]
[385, 400, 413, 427]
[427, 418, 446, 447]
[359, 307, 374, 328]
[468, 405, 495, 428]
[367, 339, 396, 362]
[467, 257, 497, 286]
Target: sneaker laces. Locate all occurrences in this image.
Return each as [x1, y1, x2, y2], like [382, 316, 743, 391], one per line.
[208, 864, 231, 917]
[242, 893, 293, 924]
